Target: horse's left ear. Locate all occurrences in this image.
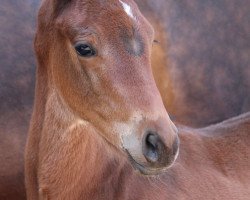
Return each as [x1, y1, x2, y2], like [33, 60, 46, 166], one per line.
[52, 0, 72, 17]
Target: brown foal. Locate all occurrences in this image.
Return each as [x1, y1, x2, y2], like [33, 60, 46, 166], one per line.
[1, 0, 250, 199]
[25, 0, 179, 199]
[25, 0, 250, 199]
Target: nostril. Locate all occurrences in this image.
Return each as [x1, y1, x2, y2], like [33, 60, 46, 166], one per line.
[143, 133, 161, 163]
[146, 134, 158, 149]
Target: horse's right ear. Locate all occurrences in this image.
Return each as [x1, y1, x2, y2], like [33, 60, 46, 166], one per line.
[52, 0, 72, 17]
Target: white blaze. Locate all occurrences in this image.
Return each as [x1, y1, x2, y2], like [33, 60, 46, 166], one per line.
[119, 0, 135, 20]
[113, 111, 165, 144]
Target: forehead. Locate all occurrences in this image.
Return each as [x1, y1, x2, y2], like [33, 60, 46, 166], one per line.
[58, 0, 153, 39]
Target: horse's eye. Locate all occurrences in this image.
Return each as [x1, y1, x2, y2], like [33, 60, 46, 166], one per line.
[75, 44, 96, 57]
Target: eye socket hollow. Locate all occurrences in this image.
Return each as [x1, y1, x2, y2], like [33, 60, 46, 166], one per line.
[75, 43, 96, 57]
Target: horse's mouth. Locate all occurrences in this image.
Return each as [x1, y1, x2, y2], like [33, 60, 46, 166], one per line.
[125, 150, 169, 176]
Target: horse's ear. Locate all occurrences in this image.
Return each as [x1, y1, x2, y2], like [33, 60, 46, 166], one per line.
[52, 0, 72, 17]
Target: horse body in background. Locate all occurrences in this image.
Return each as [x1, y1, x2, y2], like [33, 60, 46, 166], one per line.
[0, 0, 249, 199]
[0, 1, 38, 199]
[136, 0, 250, 127]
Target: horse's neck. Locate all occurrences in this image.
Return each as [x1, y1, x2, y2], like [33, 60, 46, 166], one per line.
[178, 117, 250, 180]
[38, 89, 133, 199]
[202, 115, 250, 178]
[163, 124, 250, 199]
[39, 90, 178, 199]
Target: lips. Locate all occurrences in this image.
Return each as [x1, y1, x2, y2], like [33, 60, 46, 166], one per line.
[125, 149, 169, 176]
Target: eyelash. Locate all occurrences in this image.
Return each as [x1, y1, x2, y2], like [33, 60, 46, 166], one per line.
[153, 39, 160, 44]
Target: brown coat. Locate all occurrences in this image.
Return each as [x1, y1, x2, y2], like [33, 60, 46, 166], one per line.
[0, 0, 250, 199]
[25, 0, 250, 199]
